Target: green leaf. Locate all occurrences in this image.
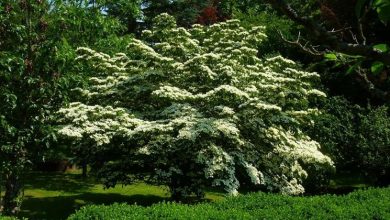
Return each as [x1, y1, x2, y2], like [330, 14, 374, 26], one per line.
[371, 61, 385, 74]
[324, 53, 337, 61]
[346, 62, 361, 75]
[373, 44, 389, 52]
[355, 0, 367, 18]
[373, 0, 390, 7]
[373, 0, 390, 24]
[377, 5, 390, 24]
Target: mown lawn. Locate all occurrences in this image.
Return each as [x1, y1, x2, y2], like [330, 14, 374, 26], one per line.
[2, 171, 225, 220]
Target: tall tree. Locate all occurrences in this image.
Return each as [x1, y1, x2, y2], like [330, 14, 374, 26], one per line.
[266, 0, 390, 103]
[141, 0, 234, 27]
[0, 0, 123, 215]
[95, 0, 142, 34]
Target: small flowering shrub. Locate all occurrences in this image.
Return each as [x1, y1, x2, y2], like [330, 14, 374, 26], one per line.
[58, 14, 334, 198]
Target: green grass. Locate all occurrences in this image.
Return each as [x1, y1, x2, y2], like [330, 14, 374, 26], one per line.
[0, 170, 372, 219]
[0, 171, 225, 220]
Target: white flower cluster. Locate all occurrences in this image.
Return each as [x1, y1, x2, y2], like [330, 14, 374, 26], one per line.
[58, 13, 334, 197]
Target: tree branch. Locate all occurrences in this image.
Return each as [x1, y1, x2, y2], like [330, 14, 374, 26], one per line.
[278, 31, 324, 57]
[355, 68, 390, 102]
[266, 0, 390, 65]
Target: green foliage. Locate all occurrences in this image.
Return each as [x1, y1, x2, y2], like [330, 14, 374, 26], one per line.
[0, 0, 128, 215]
[68, 187, 390, 220]
[142, 0, 219, 27]
[58, 14, 333, 198]
[307, 97, 390, 184]
[373, 44, 389, 53]
[355, 0, 367, 18]
[321, 0, 390, 90]
[371, 61, 385, 74]
[357, 106, 390, 183]
[0, 217, 16, 220]
[371, 44, 389, 74]
[233, 9, 307, 60]
[69, 203, 251, 220]
[264, 0, 389, 104]
[324, 53, 337, 61]
[373, 0, 390, 24]
[306, 97, 360, 169]
[93, 0, 141, 34]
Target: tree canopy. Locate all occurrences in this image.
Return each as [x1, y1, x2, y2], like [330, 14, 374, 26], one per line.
[0, 0, 125, 214]
[58, 14, 334, 198]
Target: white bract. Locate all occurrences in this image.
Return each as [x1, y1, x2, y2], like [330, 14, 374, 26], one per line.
[58, 14, 334, 197]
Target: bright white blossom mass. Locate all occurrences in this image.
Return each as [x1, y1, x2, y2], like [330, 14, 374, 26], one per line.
[58, 13, 334, 197]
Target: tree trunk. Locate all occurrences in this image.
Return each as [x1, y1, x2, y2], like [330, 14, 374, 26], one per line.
[81, 161, 88, 178]
[127, 17, 138, 34]
[2, 172, 22, 215]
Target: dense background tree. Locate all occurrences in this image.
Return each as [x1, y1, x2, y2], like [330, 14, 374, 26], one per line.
[142, 0, 221, 27]
[305, 96, 390, 186]
[93, 0, 142, 34]
[265, 0, 390, 103]
[0, 0, 125, 214]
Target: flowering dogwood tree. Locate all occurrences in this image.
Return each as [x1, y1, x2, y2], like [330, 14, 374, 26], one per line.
[58, 14, 334, 198]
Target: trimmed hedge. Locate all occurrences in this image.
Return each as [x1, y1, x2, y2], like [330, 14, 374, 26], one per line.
[68, 187, 390, 220]
[0, 217, 15, 220]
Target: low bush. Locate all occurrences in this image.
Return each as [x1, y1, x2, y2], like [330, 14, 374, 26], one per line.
[68, 187, 390, 220]
[0, 216, 16, 220]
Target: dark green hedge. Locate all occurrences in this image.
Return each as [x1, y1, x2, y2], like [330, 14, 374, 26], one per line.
[0, 217, 15, 220]
[68, 187, 390, 220]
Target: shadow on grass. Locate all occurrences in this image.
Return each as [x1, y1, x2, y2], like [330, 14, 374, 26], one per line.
[23, 172, 95, 193]
[17, 172, 223, 219]
[19, 193, 167, 220]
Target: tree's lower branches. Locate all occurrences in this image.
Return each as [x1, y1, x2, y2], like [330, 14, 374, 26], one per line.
[266, 0, 390, 66]
[355, 68, 390, 102]
[266, 0, 390, 102]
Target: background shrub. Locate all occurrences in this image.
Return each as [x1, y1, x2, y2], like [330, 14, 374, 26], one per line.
[306, 96, 362, 170]
[357, 106, 390, 185]
[307, 96, 390, 185]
